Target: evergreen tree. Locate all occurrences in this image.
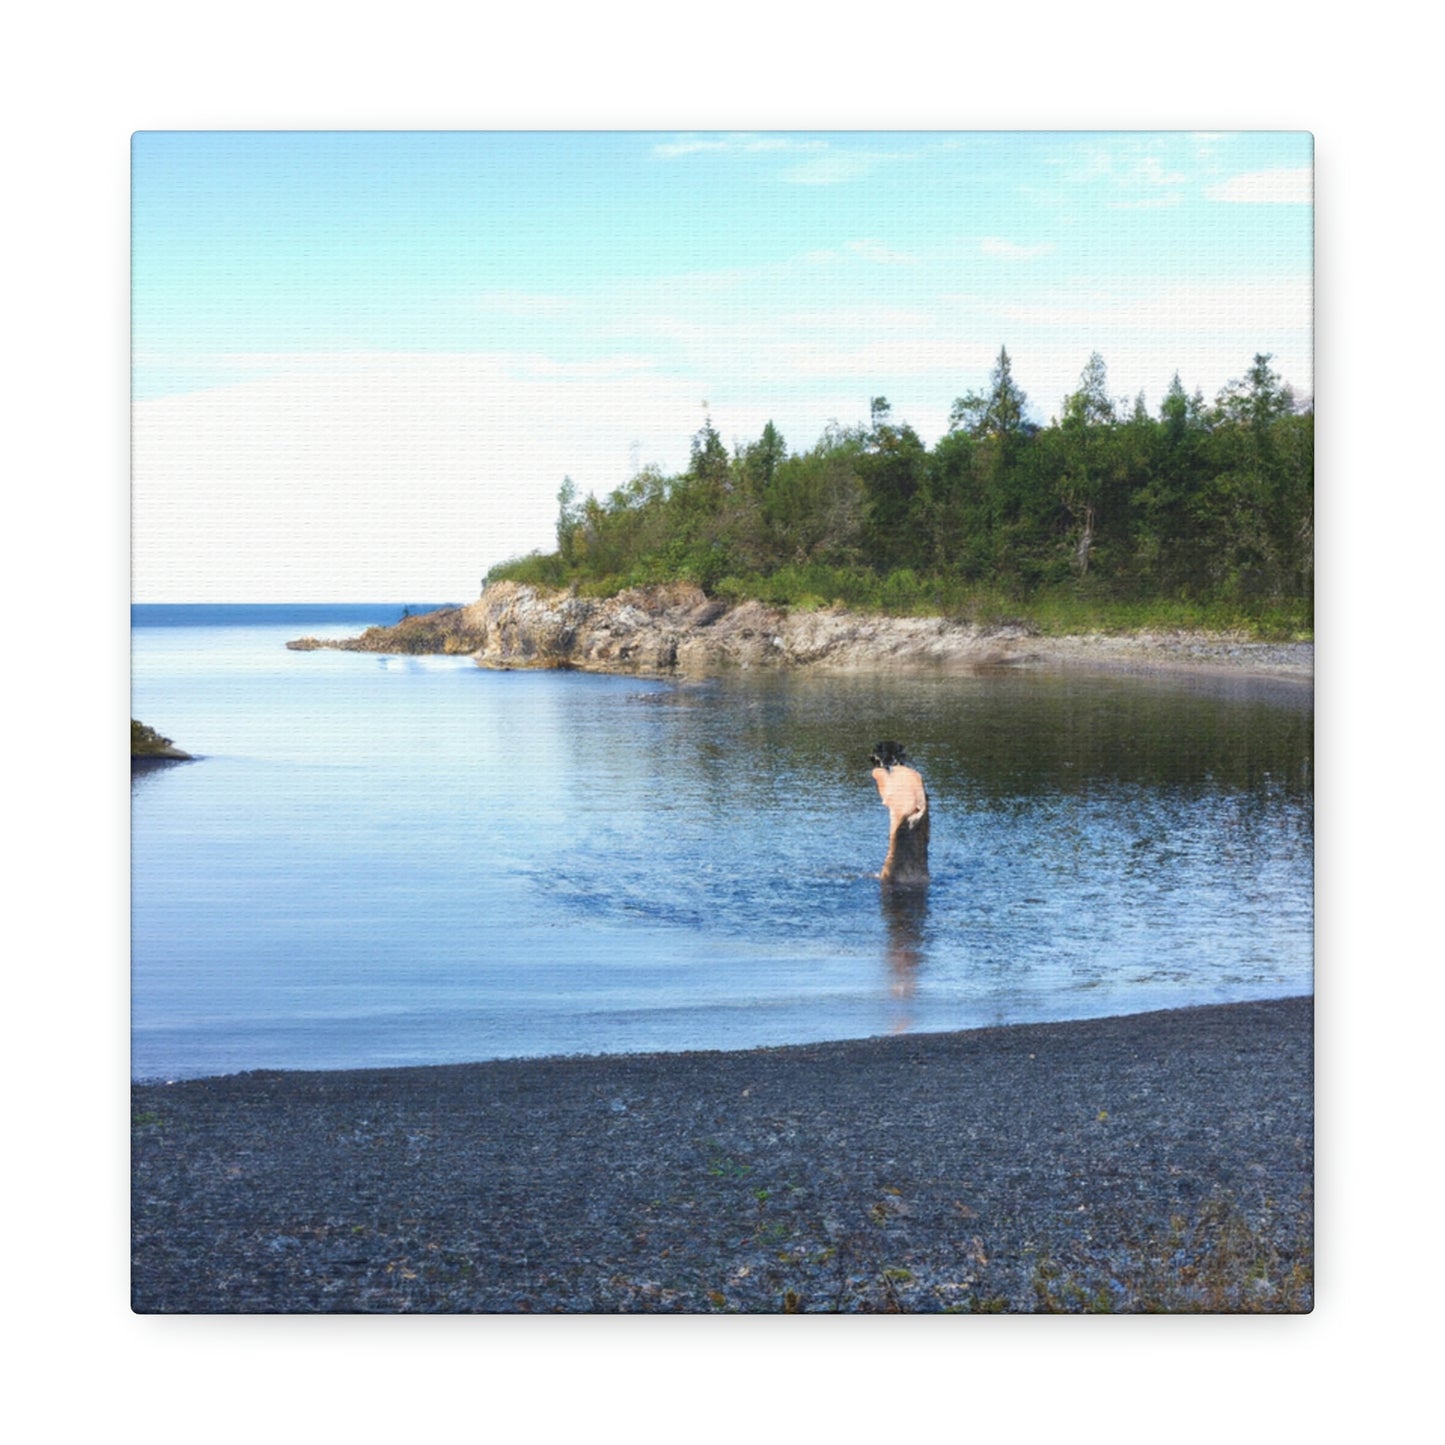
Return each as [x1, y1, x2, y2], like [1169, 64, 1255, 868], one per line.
[742, 421, 786, 496]
[1058, 353, 1118, 576]
[763, 429, 865, 567]
[487, 346, 1310, 628]
[949, 346, 1029, 440]
[1160, 372, 1190, 448]
[689, 414, 730, 490]
[858, 399, 928, 571]
[555, 476, 583, 566]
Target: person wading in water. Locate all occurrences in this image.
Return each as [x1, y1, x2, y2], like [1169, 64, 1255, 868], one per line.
[870, 740, 929, 885]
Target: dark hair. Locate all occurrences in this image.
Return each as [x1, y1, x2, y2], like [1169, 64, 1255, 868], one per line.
[870, 740, 907, 768]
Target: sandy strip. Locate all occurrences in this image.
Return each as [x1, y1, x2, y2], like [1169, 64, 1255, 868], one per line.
[1002, 634, 1313, 683]
[132, 996, 1312, 1313]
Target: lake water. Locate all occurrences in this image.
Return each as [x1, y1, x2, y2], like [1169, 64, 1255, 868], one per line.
[131, 604, 1313, 1080]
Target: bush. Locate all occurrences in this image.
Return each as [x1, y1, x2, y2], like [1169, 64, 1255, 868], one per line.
[486, 551, 566, 588]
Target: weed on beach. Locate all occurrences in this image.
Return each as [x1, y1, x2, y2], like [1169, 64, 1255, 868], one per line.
[1030, 1187, 1314, 1313]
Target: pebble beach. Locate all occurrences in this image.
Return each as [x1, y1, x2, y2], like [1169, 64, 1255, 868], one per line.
[132, 996, 1312, 1313]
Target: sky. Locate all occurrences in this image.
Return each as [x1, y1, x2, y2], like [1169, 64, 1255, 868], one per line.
[132, 130, 1313, 602]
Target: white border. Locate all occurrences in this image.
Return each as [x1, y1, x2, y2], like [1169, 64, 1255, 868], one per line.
[8, 2, 1434, 1437]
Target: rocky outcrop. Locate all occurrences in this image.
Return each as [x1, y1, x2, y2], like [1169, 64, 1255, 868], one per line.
[286, 582, 1314, 681]
[465, 582, 715, 672]
[132, 719, 192, 760]
[286, 606, 491, 655]
[289, 582, 1030, 676]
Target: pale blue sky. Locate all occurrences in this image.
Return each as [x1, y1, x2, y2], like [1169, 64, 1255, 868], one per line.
[132, 130, 1312, 601]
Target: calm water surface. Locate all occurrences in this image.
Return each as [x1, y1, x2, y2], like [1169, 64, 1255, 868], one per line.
[131, 605, 1313, 1079]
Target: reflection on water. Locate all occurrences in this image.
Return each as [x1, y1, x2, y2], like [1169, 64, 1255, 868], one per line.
[880, 884, 929, 1029]
[131, 611, 1312, 1078]
[130, 756, 199, 795]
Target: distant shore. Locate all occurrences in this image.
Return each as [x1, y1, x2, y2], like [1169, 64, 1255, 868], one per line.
[130, 719, 192, 761]
[1004, 630, 1313, 683]
[132, 996, 1313, 1313]
[287, 582, 1314, 684]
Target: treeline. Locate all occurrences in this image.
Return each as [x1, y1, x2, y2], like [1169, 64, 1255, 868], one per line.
[489, 348, 1313, 630]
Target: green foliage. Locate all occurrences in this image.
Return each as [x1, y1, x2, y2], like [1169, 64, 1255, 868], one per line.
[132, 719, 184, 756]
[1031, 1188, 1313, 1313]
[486, 349, 1313, 638]
[950, 345, 1030, 441]
[487, 550, 567, 588]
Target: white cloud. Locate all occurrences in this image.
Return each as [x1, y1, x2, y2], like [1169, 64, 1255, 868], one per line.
[974, 280, 1312, 422]
[474, 291, 574, 316]
[997, 280, 1312, 337]
[615, 303, 930, 348]
[845, 238, 917, 265]
[1132, 156, 1187, 187]
[780, 150, 884, 186]
[510, 353, 661, 379]
[769, 337, 998, 378]
[1046, 137, 1195, 203]
[132, 354, 711, 602]
[1207, 167, 1313, 204]
[979, 237, 1056, 261]
[1105, 197, 1184, 211]
[781, 306, 933, 331]
[132, 250, 1315, 600]
[653, 133, 821, 159]
[800, 238, 918, 266]
[653, 138, 722, 158]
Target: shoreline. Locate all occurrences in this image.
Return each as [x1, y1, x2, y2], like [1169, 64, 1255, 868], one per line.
[1001, 632, 1313, 684]
[133, 995, 1313, 1313]
[132, 993, 1308, 1088]
[288, 583, 1314, 684]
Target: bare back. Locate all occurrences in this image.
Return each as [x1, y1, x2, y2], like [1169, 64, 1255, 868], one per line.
[872, 764, 929, 883]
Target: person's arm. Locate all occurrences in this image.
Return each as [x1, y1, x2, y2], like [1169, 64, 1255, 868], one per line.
[872, 766, 891, 804]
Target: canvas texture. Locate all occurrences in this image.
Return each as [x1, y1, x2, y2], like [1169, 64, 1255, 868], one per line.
[131, 131, 1314, 1313]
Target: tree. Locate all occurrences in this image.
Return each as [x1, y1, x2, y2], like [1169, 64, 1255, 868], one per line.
[949, 346, 1029, 440]
[1160, 372, 1189, 446]
[858, 399, 928, 570]
[741, 421, 786, 497]
[943, 347, 1034, 570]
[763, 431, 865, 567]
[1215, 353, 1295, 430]
[485, 349, 1311, 621]
[1058, 353, 1119, 576]
[554, 476, 583, 565]
[1062, 351, 1116, 430]
[918, 427, 983, 575]
[1189, 354, 1309, 600]
[730, 422, 789, 570]
[688, 414, 730, 491]
[1127, 373, 1210, 591]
